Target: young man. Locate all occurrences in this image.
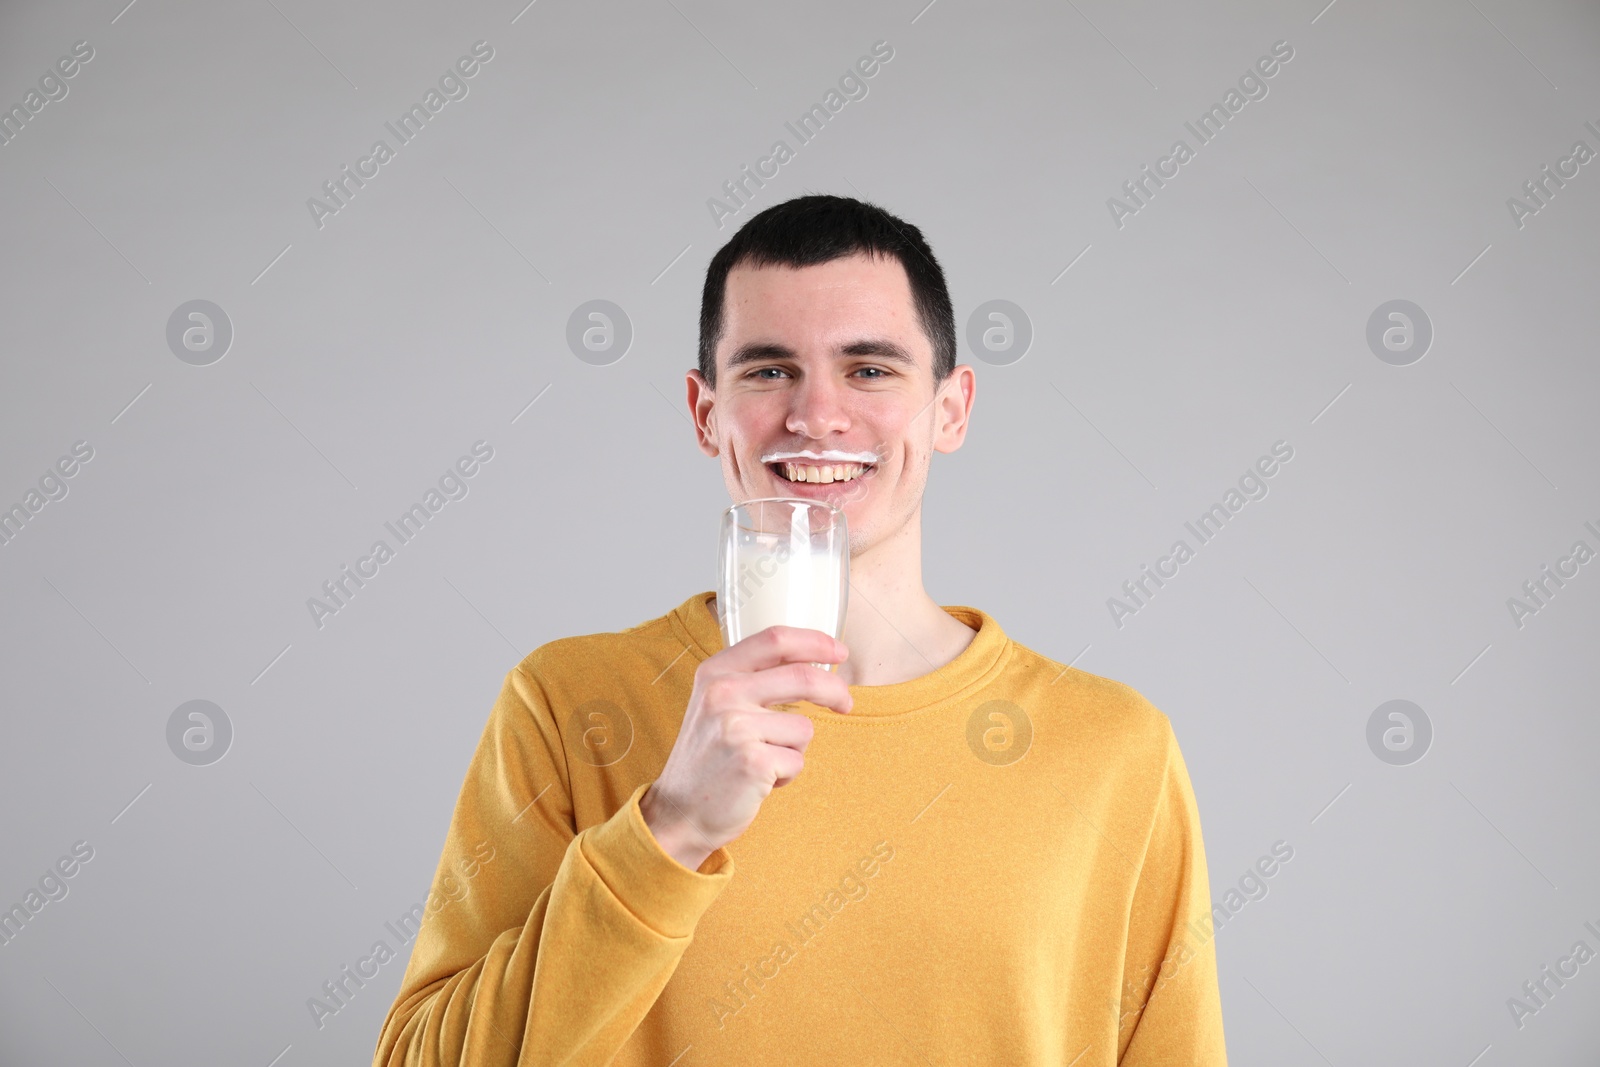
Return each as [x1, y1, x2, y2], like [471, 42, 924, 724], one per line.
[373, 196, 1228, 1065]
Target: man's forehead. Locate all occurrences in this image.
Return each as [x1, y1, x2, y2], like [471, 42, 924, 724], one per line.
[720, 254, 922, 351]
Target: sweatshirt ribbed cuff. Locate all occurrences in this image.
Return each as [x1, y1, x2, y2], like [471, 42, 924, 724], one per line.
[580, 781, 734, 940]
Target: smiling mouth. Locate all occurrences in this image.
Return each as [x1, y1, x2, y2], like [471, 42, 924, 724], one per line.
[768, 460, 874, 484]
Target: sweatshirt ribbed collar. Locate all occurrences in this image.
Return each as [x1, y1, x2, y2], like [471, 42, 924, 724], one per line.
[667, 590, 1012, 720]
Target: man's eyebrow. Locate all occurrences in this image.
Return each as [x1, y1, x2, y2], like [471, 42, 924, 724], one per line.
[725, 339, 919, 371]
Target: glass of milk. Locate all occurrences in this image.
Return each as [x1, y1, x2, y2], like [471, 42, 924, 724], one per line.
[716, 498, 848, 670]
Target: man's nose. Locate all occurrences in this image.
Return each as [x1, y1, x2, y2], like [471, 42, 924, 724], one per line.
[786, 372, 851, 438]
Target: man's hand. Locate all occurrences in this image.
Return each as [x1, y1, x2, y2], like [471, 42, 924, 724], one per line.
[639, 626, 851, 871]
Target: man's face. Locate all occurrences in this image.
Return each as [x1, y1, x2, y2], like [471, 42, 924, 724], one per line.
[686, 251, 974, 556]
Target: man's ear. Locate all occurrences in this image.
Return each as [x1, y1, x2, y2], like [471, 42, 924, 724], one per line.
[932, 364, 976, 454]
[686, 369, 720, 457]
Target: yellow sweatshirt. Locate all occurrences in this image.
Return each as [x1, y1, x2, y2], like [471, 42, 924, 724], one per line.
[373, 591, 1227, 1065]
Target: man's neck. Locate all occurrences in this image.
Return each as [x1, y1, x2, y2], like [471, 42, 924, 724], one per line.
[833, 511, 976, 688]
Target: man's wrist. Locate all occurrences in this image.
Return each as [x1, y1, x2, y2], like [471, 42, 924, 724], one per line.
[640, 784, 714, 872]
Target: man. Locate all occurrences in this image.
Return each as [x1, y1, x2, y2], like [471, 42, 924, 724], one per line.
[373, 195, 1228, 1064]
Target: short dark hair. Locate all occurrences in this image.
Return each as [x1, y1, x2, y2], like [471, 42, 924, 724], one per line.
[697, 194, 956, 390]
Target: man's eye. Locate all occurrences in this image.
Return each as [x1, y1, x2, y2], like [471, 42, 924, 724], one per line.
[745, 366, 889, 380]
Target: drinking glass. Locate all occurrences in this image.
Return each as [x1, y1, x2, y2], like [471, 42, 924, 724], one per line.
[716, 498, 848, 671]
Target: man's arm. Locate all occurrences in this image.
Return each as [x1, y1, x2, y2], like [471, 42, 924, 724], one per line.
[1114, 716, 1228, 1065]
[639, 785, 715, 872]
[371, 665, 733, 1066]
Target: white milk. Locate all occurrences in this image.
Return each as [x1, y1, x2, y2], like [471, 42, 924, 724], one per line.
[720, 528, 845, 647]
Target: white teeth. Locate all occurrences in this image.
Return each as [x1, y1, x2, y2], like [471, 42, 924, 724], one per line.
[781, 462, 867, 484]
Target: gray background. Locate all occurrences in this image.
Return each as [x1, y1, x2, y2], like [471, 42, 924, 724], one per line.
[1, 0, 1597, 1063]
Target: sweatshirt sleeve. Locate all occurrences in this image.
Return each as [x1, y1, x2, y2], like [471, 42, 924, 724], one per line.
[1114, 717, 1228, 1066]
[371, 665, 735, 1066]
